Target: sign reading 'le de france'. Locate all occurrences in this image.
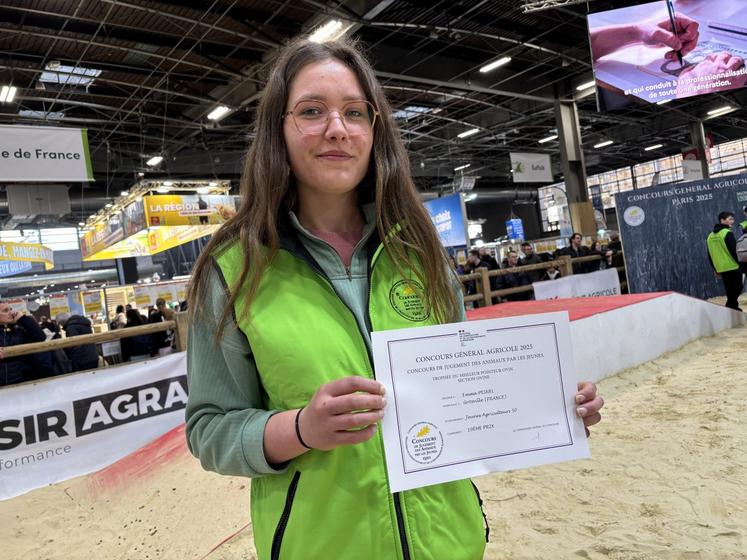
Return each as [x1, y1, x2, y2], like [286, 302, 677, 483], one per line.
[0, 124, 94, 182]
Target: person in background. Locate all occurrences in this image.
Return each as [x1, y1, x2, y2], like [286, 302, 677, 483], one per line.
[0, 302, 52, 386]
[498, 250, 531, 301]
[741, 206, 747, 234]
[555, 232, 591, 274]
[478, 246, 499, 270]
[148, 298, 174, 356]
[606, 233, 622, 253]
[589, 240, 606, 271]
[519, 242, 543, 283]
[184, 37, 604, 559]
[56, 312, 99, 372]
[111, 304, 127, 329]
[121, 308, 153, 362]
[706, 211, 742, 311]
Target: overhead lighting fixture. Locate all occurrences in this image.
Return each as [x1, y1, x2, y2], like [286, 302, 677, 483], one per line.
[594, 140, 614, 149]
[644, 143, 664, 151]
[539, 134, 558, 144]
[707, 105, 735, 117]
[207, 105, 231, 121]
[196, 187, 210, 194]
[120, 190, 128, 196]
[656, 99, 672, 105]
[138, 172, 145, 177]
[156, 186, 171, 193]
[457, 128, 480, 139]
[454, 163, 471, 171]
[104, 203, 113, 208]
[576, 80, 596, 91]
[464, 193, 478, 202]
[208, 181, 217, 187]
[163, 181, 173, 186]
[309, 19, 353, 43]
[479, 56, 511, 73]
[0, 85, 17, 103]
[146, 156, 163, 166]
[77, 222, 85, 227]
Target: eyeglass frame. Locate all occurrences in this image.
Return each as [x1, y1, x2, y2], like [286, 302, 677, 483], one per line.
[282, 99, 380, 136]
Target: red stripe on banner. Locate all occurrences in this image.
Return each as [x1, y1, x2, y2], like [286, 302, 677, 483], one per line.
[87, 424, 188, 494]
[466, 292, 671, 322]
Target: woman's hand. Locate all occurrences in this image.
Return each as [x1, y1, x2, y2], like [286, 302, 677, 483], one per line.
[575, 381, 604, 437]
[299, 376, 386, 451]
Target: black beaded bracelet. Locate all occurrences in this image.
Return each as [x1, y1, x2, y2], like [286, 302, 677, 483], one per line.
[295, 407, 312, 450]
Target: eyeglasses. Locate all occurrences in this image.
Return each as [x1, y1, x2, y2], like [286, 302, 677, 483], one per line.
[283, 99, 379, 136]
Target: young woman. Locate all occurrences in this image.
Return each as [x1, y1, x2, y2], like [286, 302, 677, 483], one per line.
[186, 38, 603, 560]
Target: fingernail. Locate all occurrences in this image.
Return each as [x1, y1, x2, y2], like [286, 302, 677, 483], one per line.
[380, 385, 386, 396]
[577, 407, 587, 417]
[382, 397, 388, 408]
[575, 394, 585, 404]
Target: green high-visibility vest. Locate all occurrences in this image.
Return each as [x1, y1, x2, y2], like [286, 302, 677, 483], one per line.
[215, 237, 486, 560]
[740, 219, 747, 231]
[707, 229, 739, 273]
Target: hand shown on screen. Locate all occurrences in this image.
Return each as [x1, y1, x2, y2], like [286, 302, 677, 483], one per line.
[676, 52, 747, 98]
[640, 14, 699, 59]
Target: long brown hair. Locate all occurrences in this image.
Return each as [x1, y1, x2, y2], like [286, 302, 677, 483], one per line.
[188, 37, 460, 339]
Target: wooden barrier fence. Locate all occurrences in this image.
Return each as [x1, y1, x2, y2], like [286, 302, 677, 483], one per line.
[458, 254, 627, 307]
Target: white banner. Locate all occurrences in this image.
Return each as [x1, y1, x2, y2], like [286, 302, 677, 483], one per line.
[0, 352, 187, 500]
[533, 268, 621, 300]
[510, 152, 553, 183]
[0, 125, 94, 182]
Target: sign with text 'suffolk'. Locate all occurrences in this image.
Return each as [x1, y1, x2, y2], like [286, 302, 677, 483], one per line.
[0, 124, 94, 182]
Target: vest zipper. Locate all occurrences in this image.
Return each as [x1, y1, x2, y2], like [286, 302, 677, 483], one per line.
[393, 493, 411, 560]
[285, 243, 411, 559]
[270, 470, 301, 560]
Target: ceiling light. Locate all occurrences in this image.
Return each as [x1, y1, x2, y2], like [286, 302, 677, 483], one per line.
[146, 156, 163, 166]
[0, 85, 17, 103]
[457, 128, 480, 139]
[156, 186, 171, 193]
[138, 172, 145, 177]
[104, 203, 113, 208]
[309, 19, 352, 43]
[707, 105, 735, 118]
[120, 190, 128, 196]
[464, 193, 478, 202]
[78, 222, 85, 227]
[163, 181, 173, 186]
[656, 99, 672, 105]
[208, 181, 217, 187]
[454, 164, 471, 171]
[576, 80, 596, 91]
[207, 105, 231, 121]
[479, 56, 511, 73]
[196, 187, 210, 194]
[594, 140, 614, 149]
[539, 134, 558, 144]
[644, 143, 664, 151]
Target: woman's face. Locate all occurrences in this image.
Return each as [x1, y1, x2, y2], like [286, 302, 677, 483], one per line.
[283, 59, 374, 202]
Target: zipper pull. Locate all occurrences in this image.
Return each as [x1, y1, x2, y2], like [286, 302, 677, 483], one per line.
[345, 266, 352, 281]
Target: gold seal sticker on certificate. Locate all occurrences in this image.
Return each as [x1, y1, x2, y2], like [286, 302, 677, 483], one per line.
[372, 311, 590, 493]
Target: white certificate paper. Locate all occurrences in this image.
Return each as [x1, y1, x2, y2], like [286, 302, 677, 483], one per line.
[372, 312, 590, 493]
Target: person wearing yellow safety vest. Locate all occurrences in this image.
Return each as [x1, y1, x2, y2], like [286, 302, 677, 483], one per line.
[706, 211, 742, 311]
[741, 206, 747, 234]
[184, 38, 605, 560]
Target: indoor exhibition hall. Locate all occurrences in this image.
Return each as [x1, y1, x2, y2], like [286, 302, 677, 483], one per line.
[1, 1, 745, 559]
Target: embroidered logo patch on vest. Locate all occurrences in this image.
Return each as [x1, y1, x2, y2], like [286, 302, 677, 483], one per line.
[389, 279, 430, 322]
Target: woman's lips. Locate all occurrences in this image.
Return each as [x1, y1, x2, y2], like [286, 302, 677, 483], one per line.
[317, 151, 352, 161]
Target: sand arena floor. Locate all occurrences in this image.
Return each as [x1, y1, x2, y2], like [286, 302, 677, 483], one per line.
[3, 325, 746, 560]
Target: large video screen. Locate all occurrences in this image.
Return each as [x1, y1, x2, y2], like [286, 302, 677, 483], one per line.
[588, 0, 747, 111]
